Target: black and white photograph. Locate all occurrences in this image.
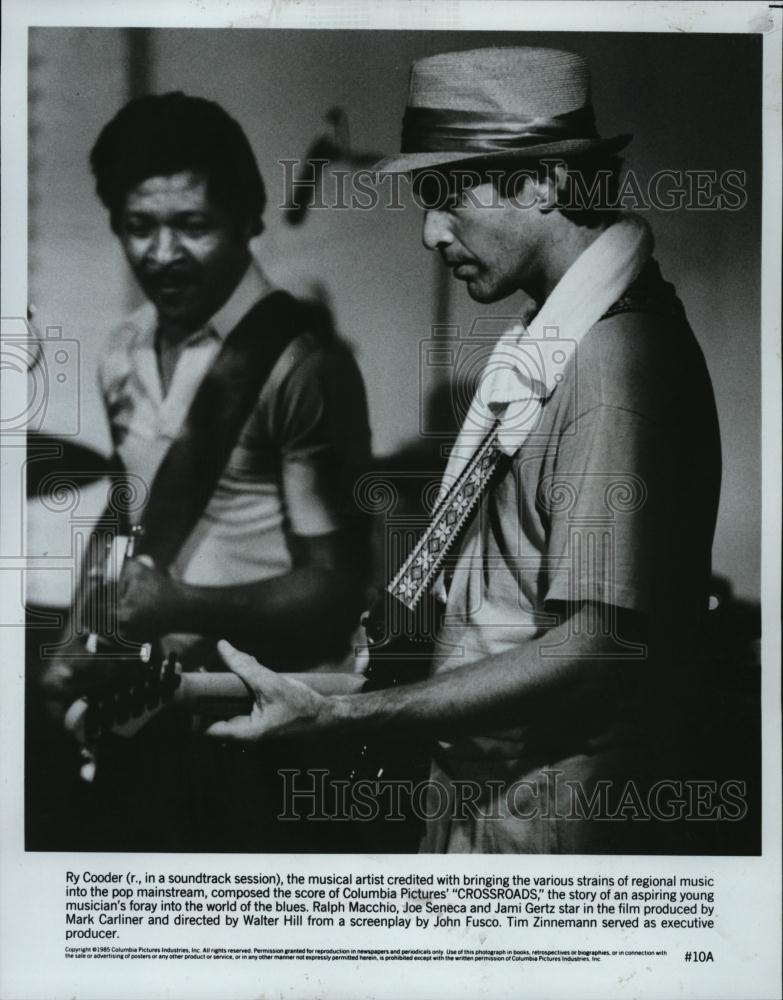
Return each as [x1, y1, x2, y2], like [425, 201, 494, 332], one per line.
[1, 2, 780, 999]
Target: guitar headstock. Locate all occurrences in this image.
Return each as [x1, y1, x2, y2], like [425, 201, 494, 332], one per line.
[64, 650, 182, 749]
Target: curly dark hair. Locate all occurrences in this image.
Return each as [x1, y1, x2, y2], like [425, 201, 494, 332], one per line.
[90, 92, 266, 236]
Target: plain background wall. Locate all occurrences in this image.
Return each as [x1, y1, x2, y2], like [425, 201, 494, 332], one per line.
[27, 28, 761, 602]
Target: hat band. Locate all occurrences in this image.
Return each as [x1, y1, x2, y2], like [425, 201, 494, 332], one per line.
[401, 105, 598, 154]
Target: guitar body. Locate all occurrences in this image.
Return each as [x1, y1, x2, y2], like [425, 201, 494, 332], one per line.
[352, 590, 439, 781]
[310, 591, 440, 852]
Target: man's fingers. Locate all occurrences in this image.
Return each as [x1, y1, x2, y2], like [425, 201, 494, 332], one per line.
[354, 644, 370, 675]
[216, 639, 277, 696]
[204, 715, 262, 742]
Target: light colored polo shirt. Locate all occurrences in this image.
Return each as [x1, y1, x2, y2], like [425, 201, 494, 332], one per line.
[99, 262, 370, 590]
[433, 300, 720, 761]
[421, 294, 721, 853]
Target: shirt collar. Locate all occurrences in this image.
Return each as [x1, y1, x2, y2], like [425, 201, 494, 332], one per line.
[208, 260, 274, 341]
[124, 259, 274, 348]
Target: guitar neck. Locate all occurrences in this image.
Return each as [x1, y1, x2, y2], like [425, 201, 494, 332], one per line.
[175, 670, 364, 711]
[176, 671, 250, 715]
[64, 668, 365, 746]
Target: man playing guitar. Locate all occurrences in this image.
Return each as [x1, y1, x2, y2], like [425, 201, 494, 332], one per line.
[203, 48, 723, 855]
[38, 92, 371, 850]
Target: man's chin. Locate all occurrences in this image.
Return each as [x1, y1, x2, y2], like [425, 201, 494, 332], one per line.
[152, 294, 204, 327]
[464, 280, 502, 304]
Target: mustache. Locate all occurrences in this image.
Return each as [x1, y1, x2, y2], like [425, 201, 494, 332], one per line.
[140, 265, 199, 287]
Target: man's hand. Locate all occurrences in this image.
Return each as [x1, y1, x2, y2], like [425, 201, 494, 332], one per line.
[37, 634, 98, 720]
[205, 640, 333, 743]
[118, 557, 179, 638]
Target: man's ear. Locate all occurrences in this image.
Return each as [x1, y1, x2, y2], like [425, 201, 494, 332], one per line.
[529, 161, 568, 213]
[237, 215, 263, 243]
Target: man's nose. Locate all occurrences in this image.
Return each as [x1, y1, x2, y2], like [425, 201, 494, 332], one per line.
[422, 210, 454, 251]
[146, 227, 183, 266]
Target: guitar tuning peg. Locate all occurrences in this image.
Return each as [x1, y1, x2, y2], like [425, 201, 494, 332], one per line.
[79, 748, 97, 784]
[161, 651, 175, 680]
[160, 652, 179, 699]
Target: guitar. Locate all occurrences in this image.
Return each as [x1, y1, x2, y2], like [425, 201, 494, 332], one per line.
[351, 425, 505, 781]
[62, 521, 368, 779]
[64, 427, 504, 786]
[64, 657, 364, 781]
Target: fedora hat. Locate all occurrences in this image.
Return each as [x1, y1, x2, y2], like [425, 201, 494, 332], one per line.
[375, 46, 631, 174]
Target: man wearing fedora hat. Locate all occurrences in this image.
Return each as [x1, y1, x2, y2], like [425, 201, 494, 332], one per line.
[207, 47, 722, 854]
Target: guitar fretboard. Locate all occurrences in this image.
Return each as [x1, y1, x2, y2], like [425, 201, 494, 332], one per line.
[388, 424, 502, 610]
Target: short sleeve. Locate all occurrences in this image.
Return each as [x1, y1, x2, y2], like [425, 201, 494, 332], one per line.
[270, 338, 371, 538]
[543, 403, 668, 615]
